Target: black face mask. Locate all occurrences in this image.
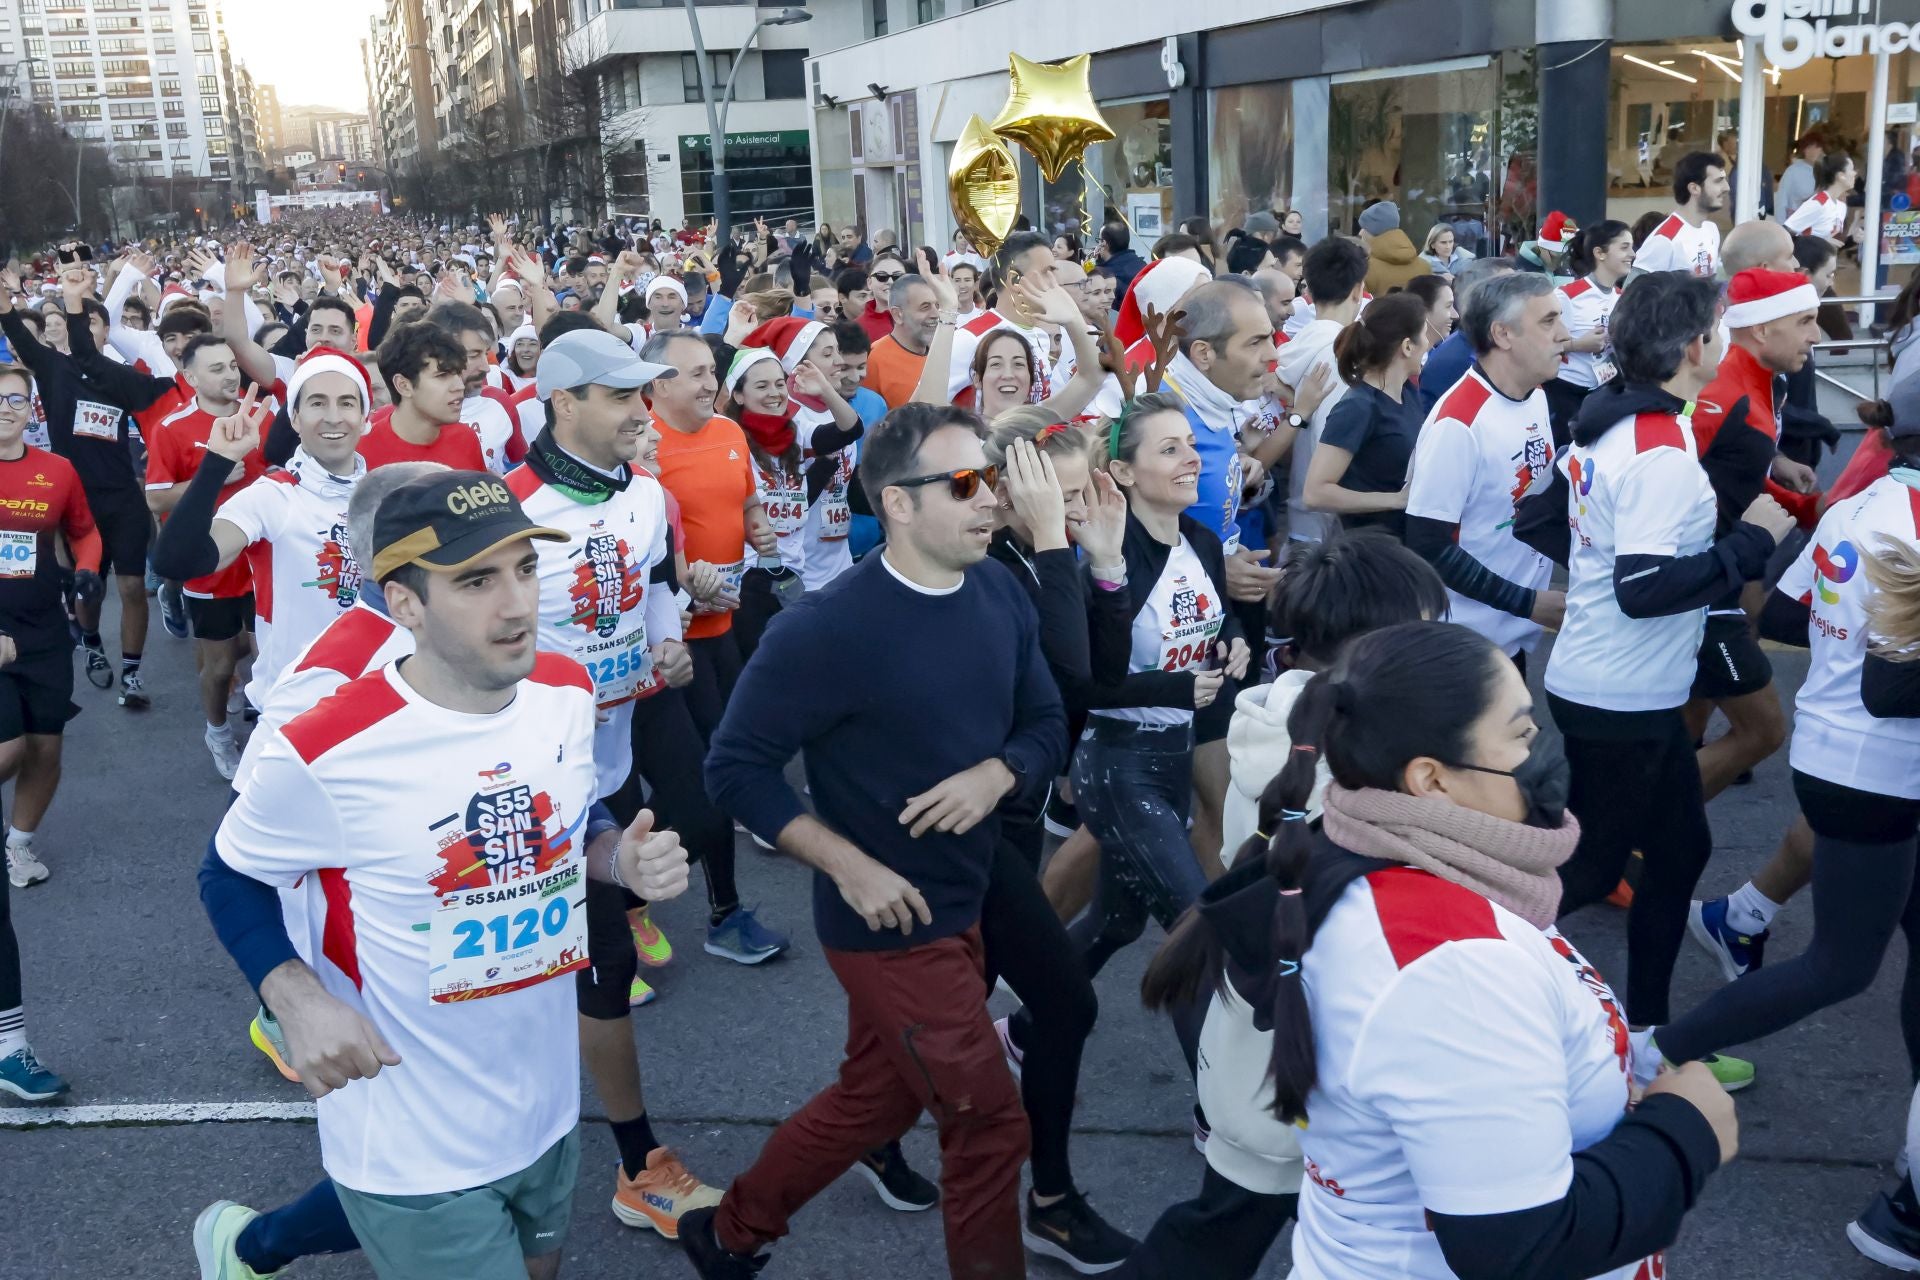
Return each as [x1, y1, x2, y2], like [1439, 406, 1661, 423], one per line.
[1451, 732, 1571, 829]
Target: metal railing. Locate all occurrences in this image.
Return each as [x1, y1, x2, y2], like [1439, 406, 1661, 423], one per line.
[1810, 294, 1899, 403]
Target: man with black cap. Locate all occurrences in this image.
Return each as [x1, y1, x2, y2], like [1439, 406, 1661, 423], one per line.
[199, 469, 691, 1280]
[508, 327, 760, 1237]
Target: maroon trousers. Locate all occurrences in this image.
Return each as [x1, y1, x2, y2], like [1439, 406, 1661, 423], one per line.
[716, 926, 1030, 1278]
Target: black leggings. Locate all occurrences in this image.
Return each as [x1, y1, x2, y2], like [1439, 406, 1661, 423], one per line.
[1553, 698, 1712, 1026]
[732, 567, 783, 664]
[630, 686, 737, 920]
[0, 868, 18, 1012]
[1113, 1167, 1296, 1279]
[683, 631, 742, 742]
[1659, 772, 1920, 1071]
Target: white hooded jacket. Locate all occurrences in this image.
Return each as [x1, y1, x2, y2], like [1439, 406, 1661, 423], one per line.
[1220, 669, 1333, 869]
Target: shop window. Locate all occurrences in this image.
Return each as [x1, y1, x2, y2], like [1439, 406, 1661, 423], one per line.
[763, 49, 805, 100]
[1210, 83, 1294, 235]
[1084, 96, 1170, 250]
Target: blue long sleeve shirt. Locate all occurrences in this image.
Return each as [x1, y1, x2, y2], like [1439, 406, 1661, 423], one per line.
[706, 553, 1066, 951]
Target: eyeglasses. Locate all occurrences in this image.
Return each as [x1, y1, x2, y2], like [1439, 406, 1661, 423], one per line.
[893, 465, 999, 501]
[869, 272, 902, 284]
[0, 394, 28, 411]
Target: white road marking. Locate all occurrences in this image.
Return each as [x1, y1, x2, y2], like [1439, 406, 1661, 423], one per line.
[0, 1101, 316, 1128]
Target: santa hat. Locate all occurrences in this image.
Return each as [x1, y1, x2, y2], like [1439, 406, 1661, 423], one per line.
[724, 345, 784, 393]
[1723, 268, 1820, 329]
[644, 276, 688, 306]
[944, 252, 988, 276]
[285, 345, 373, 412]
[156, 284, 197, 317]
[1114, 257, 1212, 348]
[742, 316, 827, 374]
[1535, 211, 1578, 252]
[508, 320, 538, 346]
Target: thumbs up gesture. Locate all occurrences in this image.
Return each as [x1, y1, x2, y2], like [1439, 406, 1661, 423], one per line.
[615, 809, 690, 902]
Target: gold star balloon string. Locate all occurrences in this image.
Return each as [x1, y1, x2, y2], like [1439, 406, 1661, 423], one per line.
[948, 115, 1021, 260]
[989, 53, 1117, 185]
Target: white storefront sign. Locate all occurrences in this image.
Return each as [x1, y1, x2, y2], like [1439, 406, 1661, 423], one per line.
[1735, 1, 1920, 70]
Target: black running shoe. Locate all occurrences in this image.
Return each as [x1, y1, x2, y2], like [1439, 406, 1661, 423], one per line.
[82, 643, 113, 689]
[855, 1141, 939, 1211]
[1850, 1174, 1920, 1272]
[680, 1206, 769, 1279]
[1023, 1189, 1138, 1274]
[1043, 789, 1080, 838]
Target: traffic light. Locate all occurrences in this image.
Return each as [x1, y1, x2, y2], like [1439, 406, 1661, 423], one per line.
[337, 162, 346, 180]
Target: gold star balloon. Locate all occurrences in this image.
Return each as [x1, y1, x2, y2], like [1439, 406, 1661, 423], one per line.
[948, 115, 1021, 259]
[990, 53, 1117, 185]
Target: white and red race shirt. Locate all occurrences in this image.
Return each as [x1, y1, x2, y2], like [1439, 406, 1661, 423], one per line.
[788, 406, 859, 592]
[215, 654, 598, 1196]
[507, 457, 676, 799]
[1291, 866, 1650, 1280]
[1546, 408, 1718, 713]
[1556, 276, 1622, 390]
[485, 365, 536, 396]
[1405, 367, 1553, 655]
[464, 387, 525, 476]
[1631, 212, 1721, 279]
[145, 398, 266, 599]
[1780, 475, 1920, 799]
[945, 309, 1057, 405]
[508, 383, 545, 452]
[1095, 534, 1223, 729]
[1784, 189, 1847, 241]
[746, 444, 809, 578]
[215, 448, 365, 708]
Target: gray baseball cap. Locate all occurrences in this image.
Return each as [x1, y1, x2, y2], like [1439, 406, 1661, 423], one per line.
[534, 329, 678, 400]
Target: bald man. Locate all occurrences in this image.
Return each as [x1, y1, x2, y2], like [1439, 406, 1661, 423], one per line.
[1722, 220, 1795, 275]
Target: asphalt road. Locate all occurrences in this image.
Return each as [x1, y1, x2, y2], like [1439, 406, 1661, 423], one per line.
[2, 542, 1915, 1278]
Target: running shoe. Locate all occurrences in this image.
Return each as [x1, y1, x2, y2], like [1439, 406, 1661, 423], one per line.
[628, 906, 672, 968]
[1688, 897, 1769, 982]
[118, 670, 149, 710]
[248, 1007, 300, 1083]
[705, 906, 790, 965]
[1605, 879, 1635, 909]
[995, 1015, 1024, 1084]
[6, 844, 48, 888]
[610, 1149, 724, 1239]
[1043, 790, 1080, 839]
[680, 1205, 769, 1278]
[1698, 1051, 1756, 1093]
[0, 1045, 69, 1101]
[736, 819, 777, 853]
[226, 685, 247, 718]
[628, 974, 656, 1007]
[82, 642, 113, 690]
[1193, 1104, 1211, 1155]
[1851, 1174, 1920, 1273]
[1023, 1189, 1137, 1274]
[855, 1141, 939, 1212]
[206, 725, 241, 781]
[159, 581, 189, 639]
[192, 1200, 273, 1280]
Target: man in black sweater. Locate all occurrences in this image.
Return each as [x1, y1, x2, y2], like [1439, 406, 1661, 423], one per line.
[688, 403, 1065, 1280]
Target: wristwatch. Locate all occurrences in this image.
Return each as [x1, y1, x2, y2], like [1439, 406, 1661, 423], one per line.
[1284, 411, 1306, 430]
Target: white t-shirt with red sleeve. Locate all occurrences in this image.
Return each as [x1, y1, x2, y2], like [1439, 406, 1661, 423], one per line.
[1784, 190, 1846, 241]
[214, 448, 365, 709]
[1555, 276, 1621, 390]
[1631, 213, 1721, 279]
[463, 389, 523, 476]
[1780, 475, 1920, 799]
[1290, 866, 1648, 1280]
[214, 654, 599, 1197]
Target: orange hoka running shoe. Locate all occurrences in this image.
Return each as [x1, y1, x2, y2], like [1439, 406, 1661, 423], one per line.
[611, 1148, 724, 1238]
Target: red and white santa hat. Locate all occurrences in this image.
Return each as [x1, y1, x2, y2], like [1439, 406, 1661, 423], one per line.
[1114, 256, 1212, 348]
[156, 283, 197, 317]
[644, 275, 688, 306]
[1535, 210, 1578, 253]
[285, 344, 373, 411]
[1723, 268, 1820, 329]
[742, 316, 827, 373]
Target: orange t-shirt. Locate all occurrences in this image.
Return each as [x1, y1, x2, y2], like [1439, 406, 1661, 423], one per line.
[357, 408, 488, 472]
[865, 334, 928, 410]
[653, 414, 755, 639]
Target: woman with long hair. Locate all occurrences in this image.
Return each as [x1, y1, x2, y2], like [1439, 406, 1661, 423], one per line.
[908, 267, 1107, 423]
[1303, 293, 1429, 538]
[1402, 274, 1455, 352]
[1131, 621, 1735, 1280]
[1420, 223, 1474, 278]
[1543, 219, 1632, 444]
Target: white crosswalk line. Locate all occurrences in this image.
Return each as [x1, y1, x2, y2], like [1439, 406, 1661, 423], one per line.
[0, 1101, 316, 1128]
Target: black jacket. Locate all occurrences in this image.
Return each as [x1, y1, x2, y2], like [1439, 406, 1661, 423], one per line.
[1082, 509, 1242, 712]
[0, 311, 140, 498]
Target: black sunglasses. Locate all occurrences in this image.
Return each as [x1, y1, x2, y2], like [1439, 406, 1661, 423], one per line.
[893, 465, 999, 501]
[869, 271, 903, 284]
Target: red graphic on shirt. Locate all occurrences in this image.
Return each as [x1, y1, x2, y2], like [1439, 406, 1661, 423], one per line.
[1634, 1253, 1666, 1280]
[1549, 933, 1631, 1075]
[303, 522, 361, 606]
[567, 534, 643, 635]
[1303, 1156, 1347, 1198]
[428, 782, 571, 895]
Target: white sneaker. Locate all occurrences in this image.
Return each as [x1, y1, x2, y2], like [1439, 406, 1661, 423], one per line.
[5, 845, 48, 888]
[205, 725, 241, 781]
[226, 686, 247, 717]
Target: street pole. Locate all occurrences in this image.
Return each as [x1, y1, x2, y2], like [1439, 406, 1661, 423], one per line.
[678, 6, 809, 240]
[1735, 37, 1765, 225]
[1863, 47, 1891, 326]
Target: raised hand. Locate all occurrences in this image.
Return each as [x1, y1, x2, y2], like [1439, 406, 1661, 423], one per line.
[317, 255, 345, 293]
[224, 241, 263, 295]
[614, 809, 691, 901]
[207, 384, 269, 461]
[1078, 466, 1128, 565]
[0, 268, 19, 313]
[792, 360, 831, 399]
[1004, 438, 1067, 550]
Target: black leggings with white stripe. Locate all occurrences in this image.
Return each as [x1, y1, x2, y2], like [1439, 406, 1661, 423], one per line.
[0, 871, 19, 1013]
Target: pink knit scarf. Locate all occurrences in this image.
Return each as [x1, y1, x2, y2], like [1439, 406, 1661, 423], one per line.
[1319, 784, 1580, 930]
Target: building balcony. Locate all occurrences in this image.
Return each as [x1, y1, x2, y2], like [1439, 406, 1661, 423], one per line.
[566, 3, 759, 69]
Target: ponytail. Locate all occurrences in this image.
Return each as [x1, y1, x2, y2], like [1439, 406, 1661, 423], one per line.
[1566, 219, 1631, 278]
[1333, 292, 1428, 387]
[1261, 673, 1336, 1123]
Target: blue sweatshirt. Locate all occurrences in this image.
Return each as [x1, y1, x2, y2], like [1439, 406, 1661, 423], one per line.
[706, 552, 1066, 951]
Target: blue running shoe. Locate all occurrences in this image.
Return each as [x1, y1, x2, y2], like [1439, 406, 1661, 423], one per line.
[0, 1045, 70, 1101]
[1688, 897, 1768, 983]
[705, 906, 790, 965]
[159, 582, 189, 640]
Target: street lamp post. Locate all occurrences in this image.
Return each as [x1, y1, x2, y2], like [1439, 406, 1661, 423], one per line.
[681, 4, 810, 240]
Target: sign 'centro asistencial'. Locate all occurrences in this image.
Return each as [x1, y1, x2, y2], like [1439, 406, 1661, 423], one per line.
[1734, 0, 1920, 69]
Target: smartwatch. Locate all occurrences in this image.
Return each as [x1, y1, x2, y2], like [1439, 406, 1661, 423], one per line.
[1285, 411, 1306, 430]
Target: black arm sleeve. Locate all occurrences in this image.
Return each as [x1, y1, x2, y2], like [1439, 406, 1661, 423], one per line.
[1406, 514, 1539, 619]
[790, 238, 814, 298]
[366, 283, 401, 353]
[803, 425, 865, 506]
[0, 309, 59, 381]
[1612, 523, 1776, 620]
[272, 313, 308, 359]
[62, 325, 175, 411]
[262, 404, 299, 468]
[150, 452, 238, 580]
[1429, 1093, 1722, 1280]
[1863, 650, 1920, 718]
[1758, 587, 1812, 647]
[1027, 548, 1096, 712]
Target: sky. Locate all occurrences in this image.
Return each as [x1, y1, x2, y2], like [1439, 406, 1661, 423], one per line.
[220, 0, 381, 112]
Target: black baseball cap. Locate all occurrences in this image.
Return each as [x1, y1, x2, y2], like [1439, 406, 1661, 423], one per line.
[371, 470, 566, 582]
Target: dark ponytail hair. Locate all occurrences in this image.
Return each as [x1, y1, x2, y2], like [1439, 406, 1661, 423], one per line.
[1565, 219, 1631, 278]
[1141, 620, 1509, 1123]
[1858, 398, 1920, 469]
[1333, 292, 1429, 386]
